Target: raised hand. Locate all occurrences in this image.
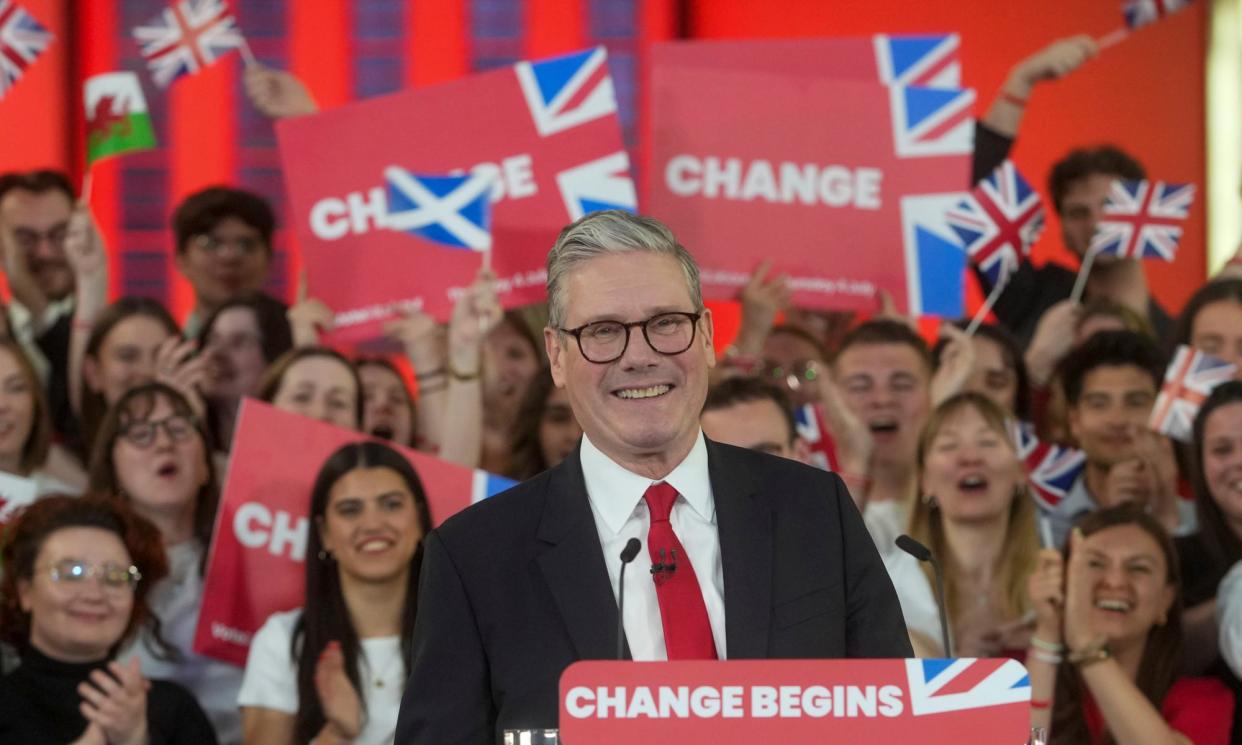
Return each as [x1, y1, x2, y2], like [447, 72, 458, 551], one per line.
[1027, 547, 1065, 643]
[243, 64, 319, 119]
[930, 323, 976, 407]
[1007, 35, 1098, 96]
[77, 658, 149, 745]
[288, 271, 334, 347]
[1024, 299, 1081, 386]
[1063, 528, 1102, 652]
[154, 336, 208, 416]
[447, 269, 503, 374]
[734, 259, 791, 355]
[314, 641, 362, 741]
[816, 373, 873, 489]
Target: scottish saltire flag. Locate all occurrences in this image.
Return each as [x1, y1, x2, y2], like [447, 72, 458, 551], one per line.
[1125, 0, 1195, 29]
[384, 168, 496, 251]
[906, 659, 1030, 717]
[887, 85, 976, 158]
[1150, 345, 1236, 442]
[516, 46, 617, 137]
[794, 403, 837, 473]
[84, 73, 157, 165]
[946, 160, 1044, 286]
[0, 0, 52, 101]
[874, 34, 961, 88]
[133, 0, 245, 88]
[1010, 421, 1086, 510]
[1089, 179, 1195, 261]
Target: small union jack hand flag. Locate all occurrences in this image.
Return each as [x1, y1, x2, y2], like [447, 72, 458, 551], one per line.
[793, 403, 838, 473]
[1089, 179, 1195, 262]
[1150, 344, 1236, 443]
[132, 0, 245, 89]
[945, 160, 1044, 287]
[0, 0, 53, 101]
[1124, 0, 1195, 30]
[1010, 421, 1086, 511]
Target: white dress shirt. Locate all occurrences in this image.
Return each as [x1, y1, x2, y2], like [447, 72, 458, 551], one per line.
[581, 431, 727, 660]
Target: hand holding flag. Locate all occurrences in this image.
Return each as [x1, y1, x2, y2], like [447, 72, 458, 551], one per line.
[1149, 344, 1237, 442]
[133, 0, 253, 89]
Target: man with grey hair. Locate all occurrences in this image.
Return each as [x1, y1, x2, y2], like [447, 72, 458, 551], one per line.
[396, 211, 911, 743]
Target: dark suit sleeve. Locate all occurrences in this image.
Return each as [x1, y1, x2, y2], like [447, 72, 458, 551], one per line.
[396, 530, 494, 745]
[834, 480, 913, 658]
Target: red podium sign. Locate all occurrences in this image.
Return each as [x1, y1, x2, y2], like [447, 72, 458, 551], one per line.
[559, 659, 1031, 744]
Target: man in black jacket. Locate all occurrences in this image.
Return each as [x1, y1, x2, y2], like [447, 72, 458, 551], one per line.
[395, 210, 911, 744]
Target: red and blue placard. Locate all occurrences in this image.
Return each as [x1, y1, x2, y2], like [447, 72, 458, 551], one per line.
[559, 658, 1031, 743]
[277, 46, 634, 342]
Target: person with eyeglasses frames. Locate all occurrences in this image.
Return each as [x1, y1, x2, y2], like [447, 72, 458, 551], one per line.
[396, 210, 911, 743]
[0, 495, 217, 744]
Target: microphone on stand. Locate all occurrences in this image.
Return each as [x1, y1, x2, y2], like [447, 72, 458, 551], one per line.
[896, 534, 954, 658]
[616, 538, 642, 660]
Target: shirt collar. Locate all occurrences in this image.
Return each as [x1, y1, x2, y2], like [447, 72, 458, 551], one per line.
[580, 430, 714, 536]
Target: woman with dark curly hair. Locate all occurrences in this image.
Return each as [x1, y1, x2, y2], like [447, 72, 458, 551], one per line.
[0, 495, 216, 744]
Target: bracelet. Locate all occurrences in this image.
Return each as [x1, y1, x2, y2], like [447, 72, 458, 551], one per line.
[415, 367, 446, 381]
[448, 361, 480, 381]
[1067, 637, 1111, 667]
[1029, 649, 1062, 666]
[1029, 636, 1064, 654]
[1000, 90, 1028, 108]
[1029, 698, 1051, 710]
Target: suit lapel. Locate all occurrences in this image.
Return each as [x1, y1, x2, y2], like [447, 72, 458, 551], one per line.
[536, 448, 620, 661]
[709, 439, 773, 659]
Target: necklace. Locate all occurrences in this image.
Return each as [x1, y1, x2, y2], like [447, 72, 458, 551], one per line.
[363, 643, 403, 689]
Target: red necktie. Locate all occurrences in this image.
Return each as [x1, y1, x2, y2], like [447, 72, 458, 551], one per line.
[643, 481, 718, 660]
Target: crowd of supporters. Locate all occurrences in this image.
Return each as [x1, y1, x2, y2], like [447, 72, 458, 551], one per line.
[0, 34, 1239, 745]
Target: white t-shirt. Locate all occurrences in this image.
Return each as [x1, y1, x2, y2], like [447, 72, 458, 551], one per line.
[883, 549, 943, 654]
[863, 499, 907, 557]
[238, 608, 404, 745]
[120, 540, 244, 744]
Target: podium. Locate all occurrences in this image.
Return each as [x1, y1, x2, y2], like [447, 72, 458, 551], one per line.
[543, 658, 1033, 744]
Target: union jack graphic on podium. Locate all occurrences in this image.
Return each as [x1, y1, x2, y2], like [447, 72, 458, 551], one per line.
[906, 658, 1031, 716]
[874, 34, 961, 89]
[1011, 421, 1086, 510]
[1125, 0, 1195, 29]
[133, 0, 245, 88]
[516, 46, 618, 137]
[1150, 345, 1236, 443]
[1089, 179, 1195, 262]
[384, 168, 496, 251]
[946, 160, 1044, 286]
[0, 0, 52, 101]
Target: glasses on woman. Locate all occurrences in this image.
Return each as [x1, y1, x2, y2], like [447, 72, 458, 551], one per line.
[558, 312, 702, 364]
[41, 558, 142, 592]
[119, 414, 198, 449]
[759, 359, 822, 391]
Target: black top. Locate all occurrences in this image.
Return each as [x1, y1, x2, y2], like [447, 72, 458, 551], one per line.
[0, 644, 217, 745]
[970, 122, 1172, 348]
[1175, 534, 1242, 745]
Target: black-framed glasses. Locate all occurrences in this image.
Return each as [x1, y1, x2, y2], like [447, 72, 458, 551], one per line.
[41, 559, 142, 593]
[559, 311, 702, 364]
[11, 224, 68, 253]
[119, 414, 198, 449]
[190, 233, 266, 257]
[759, 359, 822, 391]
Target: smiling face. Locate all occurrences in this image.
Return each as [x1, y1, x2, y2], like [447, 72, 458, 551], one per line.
[271, 356, 359, 430]
[1191, 299, 1242, 376]
[545, 251, 714, 473]
[111, 395, 209, 526]
[834, 342, 931, 470]
[0, 188, 75, 301]
[203, 306, 267, 399]
[1077, 523, 1175, 649]
[318, 466, 423, 585]
[1068, 365, 1157, 468]
[482, 320, 540, 417]
[18, 526, 134, 662]
[86, 315, 176, 406]
[0, 346, 36, 471]
[360, 363, 414, 445]
[1202, 401, 1242, 533]
[920, 404, 1023, 524]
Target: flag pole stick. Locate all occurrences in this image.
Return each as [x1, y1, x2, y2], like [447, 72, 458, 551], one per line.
[482, 245, 492, 274]
[80, 168, 94, 206]
[239, 36, 258, 68]
[965, 278, 1006, 337]
[1070, 249, 1097, 304]
[1097, 28, 1129, 50]
[1038, 515, 1056, 549]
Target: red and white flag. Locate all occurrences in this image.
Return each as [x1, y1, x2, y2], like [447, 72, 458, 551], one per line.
[132, 0, 245, 88]
[0, 0, 53, 101]
[1089, 179, 1195, 262]
[1150, 344, 1236, 442]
